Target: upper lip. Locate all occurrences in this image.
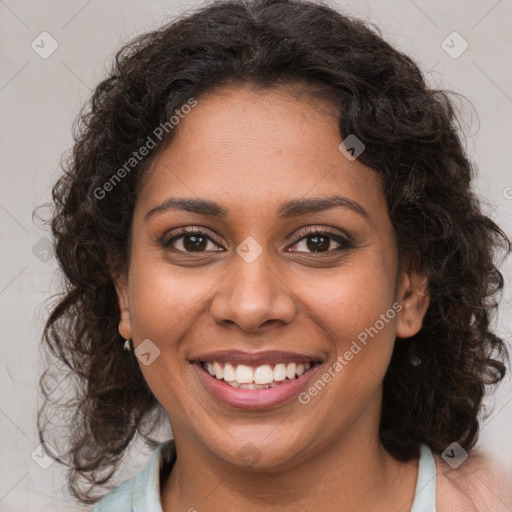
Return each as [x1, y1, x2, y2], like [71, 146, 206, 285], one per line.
[189, 350, 324, 366]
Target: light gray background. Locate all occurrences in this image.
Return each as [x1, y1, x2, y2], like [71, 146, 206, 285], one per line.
[1, 0, 511, 510]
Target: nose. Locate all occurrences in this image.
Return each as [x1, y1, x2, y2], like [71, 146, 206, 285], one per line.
[209, 251, 297, 333]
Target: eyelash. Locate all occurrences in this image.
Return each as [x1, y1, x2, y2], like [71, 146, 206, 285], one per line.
[161, 227, 354, 254]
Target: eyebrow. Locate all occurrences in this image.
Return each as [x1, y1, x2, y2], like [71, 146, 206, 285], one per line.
[144, 195, 369, 222]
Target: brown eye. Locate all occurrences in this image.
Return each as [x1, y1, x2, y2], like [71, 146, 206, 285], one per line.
[180, 234, 208, 252]
[289, 230, 354, 254]
[163, 229, 223, 253]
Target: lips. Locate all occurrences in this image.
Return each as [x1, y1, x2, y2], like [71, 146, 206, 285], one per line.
[190, 350, 324, 409]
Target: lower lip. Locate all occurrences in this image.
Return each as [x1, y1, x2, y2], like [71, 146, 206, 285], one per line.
[193, 362, 322, 409]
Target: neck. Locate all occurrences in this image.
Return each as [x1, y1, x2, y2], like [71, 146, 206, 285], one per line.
[161, 416, 418, 512]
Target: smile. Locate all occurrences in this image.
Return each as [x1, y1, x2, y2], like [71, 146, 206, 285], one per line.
[190, 350, 324, 409]
[202, 361, 313, 389]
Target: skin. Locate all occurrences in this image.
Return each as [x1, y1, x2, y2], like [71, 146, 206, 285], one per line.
[114, 84, 430, 512]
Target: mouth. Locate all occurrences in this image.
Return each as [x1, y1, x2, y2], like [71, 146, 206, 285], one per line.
[190, 350, 324, 409]
[200, 360, 316, 389]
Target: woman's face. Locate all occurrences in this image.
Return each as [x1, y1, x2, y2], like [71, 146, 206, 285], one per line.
[115, 84, 429, 470]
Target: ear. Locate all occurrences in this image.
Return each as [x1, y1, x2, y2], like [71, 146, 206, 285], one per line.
[112, 271, 132, 340]
[395, 253, 430, 339]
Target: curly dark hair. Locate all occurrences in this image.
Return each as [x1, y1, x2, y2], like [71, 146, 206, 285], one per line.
[38, 0, 511, 505]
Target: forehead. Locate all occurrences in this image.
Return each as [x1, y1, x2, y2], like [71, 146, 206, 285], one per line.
[135, 85, 387, 223]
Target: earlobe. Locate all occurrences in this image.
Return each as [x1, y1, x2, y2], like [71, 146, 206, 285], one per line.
[113, 272, 132, 341]
[395, 267, 430, 339]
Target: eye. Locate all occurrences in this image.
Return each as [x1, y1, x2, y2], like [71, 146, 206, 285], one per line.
[162, 228, 224, 253]
[288, 229, 354, 254]
[162, 227, 354, 255]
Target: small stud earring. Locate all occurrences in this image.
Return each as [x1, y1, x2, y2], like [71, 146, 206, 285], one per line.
[123, 339, 132, 352]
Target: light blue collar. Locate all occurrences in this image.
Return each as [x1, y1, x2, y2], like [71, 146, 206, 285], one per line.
[132, 440, 174, 512]
[410, 444, 437, 512]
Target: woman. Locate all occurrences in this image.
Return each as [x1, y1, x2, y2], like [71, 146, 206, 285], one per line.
[38, 0, 512, 510]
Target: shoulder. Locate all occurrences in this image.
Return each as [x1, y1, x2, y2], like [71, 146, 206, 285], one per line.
[434, 450, 512, 512]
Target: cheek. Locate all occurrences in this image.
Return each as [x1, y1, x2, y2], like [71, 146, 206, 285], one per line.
[128, 255, 215, 342]
[294, 274, 398, 430]
[295, 259, 398, 377]
[126, 259, 207, 419]
[300, 262, 395, 335]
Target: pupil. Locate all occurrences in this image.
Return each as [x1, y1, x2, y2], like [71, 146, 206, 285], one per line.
[184, 235, 206, 251]
[307, 235, 329, 252]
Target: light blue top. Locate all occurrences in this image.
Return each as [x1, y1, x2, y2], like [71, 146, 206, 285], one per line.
[92, 441, 437, 511]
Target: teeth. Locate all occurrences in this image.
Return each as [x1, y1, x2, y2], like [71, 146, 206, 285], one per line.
[286, 363, 297, 379]
[228, 381, 280, 390]
[273, 363, 287, 381]
[254, 364, 274, 384]
[223, 363, 236, 382]
[240, 383, 257, 390]
[214, 362, 223, 380]
[234, 364, 254, 384]
[203, 361, 314, 386]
